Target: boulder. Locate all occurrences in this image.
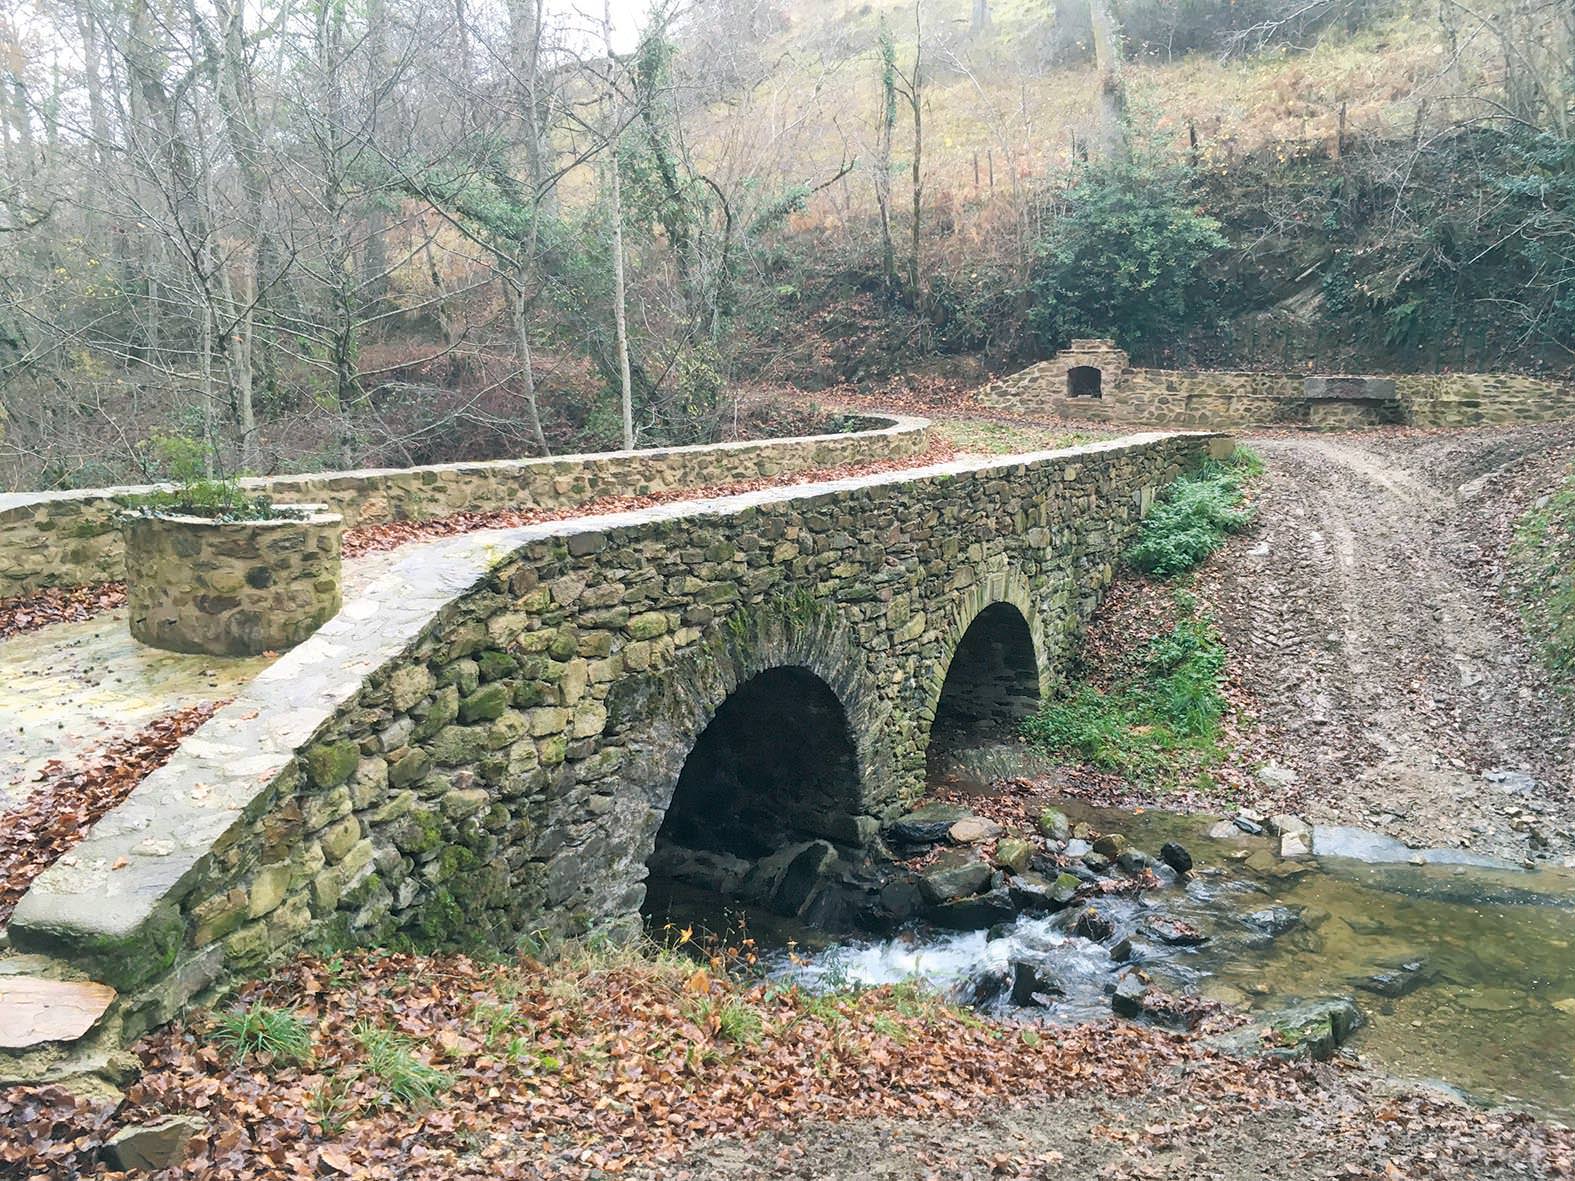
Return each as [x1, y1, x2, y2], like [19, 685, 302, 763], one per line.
[106, 1116, 208, 1172]
[1354, 960, 1430, 999]
[1007, 872, 1056, 910]
[1140, 915, 1210, 947]
[928, 887, 1016, 931]
[1279, 831, 1311, 859]
[949, 816, 1005, 844]
[1115, 849, 1151, 874]
[1267, 814, 1310, 839]
[1108, 936, 1134, 962]
[1241, 906, 1303, 938]
[1037, 807, 1072, 841]
[1063, 838, 1092, 858]
[917, 851, 994, 905]
[1266, 997, 1365, 1060]
[993, 837, 1034, 874]
[886, 803, 973, 845]
[1111, 970, 1149, 1018]
[1159, 842, 1194, 875]
[1072, 907, 1114, 942]
[1233, 815, 1266, 836]
[1050, 871, 1083, 905]
[742, 840, 838, 917]
[1082, 852, 1112, 873]
[1092, 833, 1127, 858]
[1256, 763, 1298, 790]
[1010, 961, 1063, 1007]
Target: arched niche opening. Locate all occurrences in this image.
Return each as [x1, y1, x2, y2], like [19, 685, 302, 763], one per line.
[643, 666, 861, 928]
[928, 603, 1040, 768]
[1067, 365, 1103, 398]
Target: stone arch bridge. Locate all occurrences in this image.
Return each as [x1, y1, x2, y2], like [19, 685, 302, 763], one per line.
[3, 429, 1226, 1075]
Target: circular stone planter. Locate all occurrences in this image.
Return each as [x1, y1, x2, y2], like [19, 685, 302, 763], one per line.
[123, 504, 344, 656]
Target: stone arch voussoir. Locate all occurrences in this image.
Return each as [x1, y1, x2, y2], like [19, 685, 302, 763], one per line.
[609, 601, 886, 875]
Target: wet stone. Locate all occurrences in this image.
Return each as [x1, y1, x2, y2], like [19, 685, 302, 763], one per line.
[887, 803, 972, 845]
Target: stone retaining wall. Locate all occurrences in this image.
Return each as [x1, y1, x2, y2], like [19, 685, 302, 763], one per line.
[0, 415, 929, 597]
[978, 346, 1575, 430]
[2, 430, 1225, 1080]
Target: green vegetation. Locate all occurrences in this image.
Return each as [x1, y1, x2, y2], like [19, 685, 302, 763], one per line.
[120, 478, 294, 523]
[1031, 144, 1229, 356]
[1125, 447, 1262, 577]
[353, 1022, 453, 1105]
[210, 1002, 314, 1066]
[1511, 470, 1575, 688]
[1022, 600, 1229, 782]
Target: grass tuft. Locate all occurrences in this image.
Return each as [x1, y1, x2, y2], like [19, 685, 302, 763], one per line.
[353, 1023, 453, 1105]
[210, 1002, 314, 1066]
[1022, 601, 1228, 782]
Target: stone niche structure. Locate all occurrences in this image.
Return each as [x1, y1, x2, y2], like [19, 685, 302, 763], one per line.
[124, 506, 344, 656]
[1303, 376, 1402, 429]
[977, 341, 1575, 430]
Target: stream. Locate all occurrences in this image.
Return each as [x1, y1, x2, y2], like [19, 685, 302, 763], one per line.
[648, 797, 1575, 1123]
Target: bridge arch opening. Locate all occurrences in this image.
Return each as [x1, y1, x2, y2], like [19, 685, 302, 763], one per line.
[644, 666, 861, 927]
[929, 603, 1040, 765]
[1067, 365, 1103, 398]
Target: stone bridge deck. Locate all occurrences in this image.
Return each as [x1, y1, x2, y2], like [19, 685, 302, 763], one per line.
[0, 428, 1227, 1085]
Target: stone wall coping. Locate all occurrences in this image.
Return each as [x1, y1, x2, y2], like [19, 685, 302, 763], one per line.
[0, 414, 925, 515]
[7, 429, 1225, 950]
[123, 506, 343, 528]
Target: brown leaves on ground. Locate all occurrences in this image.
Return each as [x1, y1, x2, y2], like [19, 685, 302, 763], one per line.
[341, 439, 957, 558]
[0, 702, 221, 925]
[3, 948, 1570, 1180]
[0, 581, 127, 641]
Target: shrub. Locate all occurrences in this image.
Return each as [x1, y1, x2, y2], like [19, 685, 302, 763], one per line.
[1125, 448, 1261, 577]
[1031, 146, 1227, 357]
[210, 1002, 314, 1066]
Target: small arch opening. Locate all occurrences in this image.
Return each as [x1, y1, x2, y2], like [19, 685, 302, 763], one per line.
[1067, 365, 1103, 398]
[643, 667, 861, 932]
[928, 603, 1040, 768]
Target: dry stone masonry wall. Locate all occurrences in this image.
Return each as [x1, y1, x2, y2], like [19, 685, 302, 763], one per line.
[2, 430, 1225, 1081]
[978, 341, 1575, 429]
[0, 415, 927, 597]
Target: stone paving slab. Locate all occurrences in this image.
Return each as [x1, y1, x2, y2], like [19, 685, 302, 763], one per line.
[0, 976, 118, 1049]
[0, 547, 427, 814]
[0, 612, 275, 811]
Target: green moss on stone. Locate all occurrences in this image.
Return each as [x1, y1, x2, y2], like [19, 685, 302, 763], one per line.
[304, 740, 360, 788]
[459, 682, 510, 723]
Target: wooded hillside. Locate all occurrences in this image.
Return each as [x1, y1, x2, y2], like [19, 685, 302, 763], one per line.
[1, 0, 1570, 489]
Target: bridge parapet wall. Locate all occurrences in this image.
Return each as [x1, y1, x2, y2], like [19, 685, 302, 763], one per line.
[0, 415, 928, 597]
[2, 430, 1226, 1080]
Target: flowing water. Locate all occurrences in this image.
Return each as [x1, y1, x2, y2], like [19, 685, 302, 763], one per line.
[653, 800, 1575, 1123]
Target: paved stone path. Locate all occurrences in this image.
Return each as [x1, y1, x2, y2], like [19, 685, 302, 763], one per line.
[0, 539, 469, 812]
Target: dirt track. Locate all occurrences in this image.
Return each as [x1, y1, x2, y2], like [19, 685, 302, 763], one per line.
[1206, 425, 1575, 862]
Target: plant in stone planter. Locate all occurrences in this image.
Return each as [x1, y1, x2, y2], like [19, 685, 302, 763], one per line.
[117, 475, 345, 657]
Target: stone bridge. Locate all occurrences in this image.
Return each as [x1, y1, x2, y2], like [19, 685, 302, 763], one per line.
[2, 428, 1226, 1080]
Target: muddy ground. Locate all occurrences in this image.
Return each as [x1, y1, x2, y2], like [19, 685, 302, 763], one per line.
[1201, 425, 1575, 862]
[655, 1067, 1571, 1180]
